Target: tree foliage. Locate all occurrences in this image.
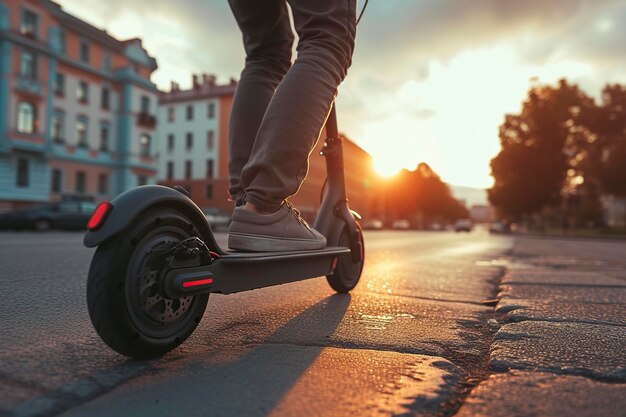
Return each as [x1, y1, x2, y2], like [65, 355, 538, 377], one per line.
[588, 84, 626, 196]
[488, 79, 599, 221]
[371, 163, 468, 226]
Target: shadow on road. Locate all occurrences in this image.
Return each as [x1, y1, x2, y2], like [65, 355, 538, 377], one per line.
[154, 293, 353, 417]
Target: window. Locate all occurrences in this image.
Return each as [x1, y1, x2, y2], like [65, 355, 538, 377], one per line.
[185, 160, 192, 179]
[51, 111, 64, 143]
[16, 158, 29, 187]
[20, 10, 38, 38]
[76, 171, 86, 192]
[103, 51, 112, 72]
[51, 169, 62, 193]
[141, 95, 150, 113]
[79, 40, 90, 64]
[20, 50, 37, 79]
[207, 102, 215, 119]
[168, 107, 175, 122]
[137, 175, 148, 186]
[167, 134, 175, 152]
[76, 119, 88, 147]
[77, 81, 89, 103]
[205, 185, 213, 199]
[101, 87, 110, 110]
[98, 174, 108, 194]
[54, 73, 65, 96]
[206, 159, 214, 178]
[139, 134, 151, 157]
[17, 102, 36, 134]
[99, 124, 109, 151]
[167, 161, 174, 180]
[207, 131, 215, 150]
[186, 105, 193, 120]
[186, 132, 193, 150]
[59, 201, 80, 213]
[80, 201, 97, 213]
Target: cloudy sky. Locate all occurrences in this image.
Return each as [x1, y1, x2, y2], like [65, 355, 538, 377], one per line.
[58, 0, 626, 188]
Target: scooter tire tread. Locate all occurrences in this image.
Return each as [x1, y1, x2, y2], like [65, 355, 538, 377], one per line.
[86, 208, 208, 359]
[326, 223, 364, 293]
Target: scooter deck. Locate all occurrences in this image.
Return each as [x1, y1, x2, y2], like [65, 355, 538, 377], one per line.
[219, 246, 350, 264]
[165, 246, 351, 297]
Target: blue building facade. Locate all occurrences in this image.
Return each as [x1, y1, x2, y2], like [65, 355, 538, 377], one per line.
[0, 0, 159, 212]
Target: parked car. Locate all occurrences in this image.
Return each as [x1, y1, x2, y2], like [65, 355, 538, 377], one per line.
[454, 218, 473, 232]
[391, 219, 411, 230]
[488, 221, 509, 234]
[0, 200, 97, 231]
[362, 218, 384, 230]
[429, 222, 443, 231]
[203, 208, 231, 231]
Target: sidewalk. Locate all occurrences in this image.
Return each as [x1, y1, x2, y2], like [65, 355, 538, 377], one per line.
[457, 235, 626, 417]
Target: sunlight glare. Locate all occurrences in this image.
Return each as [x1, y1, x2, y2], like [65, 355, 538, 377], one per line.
[374, 158, 401, 177]
[352, 43, 594, 188]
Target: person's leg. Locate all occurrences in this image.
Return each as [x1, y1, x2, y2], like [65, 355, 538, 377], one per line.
[227, 0, 294, 206]
[228, 0, 356, 251]
[239, 0, 357, 213]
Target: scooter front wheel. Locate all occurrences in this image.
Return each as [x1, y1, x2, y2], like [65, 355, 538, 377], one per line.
[86, 208, 209, 358]
[326, 222, 364, 293]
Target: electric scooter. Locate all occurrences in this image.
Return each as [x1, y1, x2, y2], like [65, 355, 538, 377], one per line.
[83, 105, 365, 359]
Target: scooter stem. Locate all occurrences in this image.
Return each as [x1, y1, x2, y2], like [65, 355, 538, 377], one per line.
[314, 104, 359, 254]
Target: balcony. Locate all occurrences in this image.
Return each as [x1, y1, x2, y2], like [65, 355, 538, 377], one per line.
[9, 130, 46, 154]
[15, 76, 42, 96]
[137, 112, 157, 129]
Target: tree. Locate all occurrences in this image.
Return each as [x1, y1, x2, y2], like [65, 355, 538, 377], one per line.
[489, 79, 595, 221]
[411, 163, 468, 222]
[587, 84, 626, 196]
[370, 162, 468, 226]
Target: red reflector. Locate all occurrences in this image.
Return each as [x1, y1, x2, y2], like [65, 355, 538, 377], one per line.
[182, 278, 213, 288]
[87, 202, 113, 231]
[331, 257, 338, 269]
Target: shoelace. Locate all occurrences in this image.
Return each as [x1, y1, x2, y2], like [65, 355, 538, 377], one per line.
[284, 200, 309, 227]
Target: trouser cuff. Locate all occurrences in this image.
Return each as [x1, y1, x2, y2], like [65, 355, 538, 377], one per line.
[244, 192, 282, 213]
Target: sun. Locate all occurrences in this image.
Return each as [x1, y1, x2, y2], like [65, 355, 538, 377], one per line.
[374, 158, 401, 178]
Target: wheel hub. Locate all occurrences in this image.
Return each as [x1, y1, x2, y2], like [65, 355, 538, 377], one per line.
[139, 268, 193, 324]
[127, 232, 198, 330]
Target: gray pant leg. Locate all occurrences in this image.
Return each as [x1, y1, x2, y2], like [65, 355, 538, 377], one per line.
[227, 0, 294, 206]
[240, 0, 357, 212]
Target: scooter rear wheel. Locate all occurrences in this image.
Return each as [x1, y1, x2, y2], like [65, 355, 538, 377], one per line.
[86, 208, 209, 358]
[326, 223, 364, 293]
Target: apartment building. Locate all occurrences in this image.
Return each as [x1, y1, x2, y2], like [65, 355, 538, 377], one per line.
[157, 74, 375, 221]
[0, 0, 159, 212]
[157, 74, 236, 212]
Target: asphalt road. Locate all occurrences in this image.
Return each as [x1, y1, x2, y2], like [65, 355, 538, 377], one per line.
[0, 229, 512, 417]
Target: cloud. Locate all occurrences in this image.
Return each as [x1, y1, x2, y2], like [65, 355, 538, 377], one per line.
[59, 0, 243, 87]
[56, 0, 626, 187]
[58, 0, 625, 89]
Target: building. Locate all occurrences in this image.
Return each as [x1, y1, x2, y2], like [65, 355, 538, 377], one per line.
[0, 0, 159, 213]
[469, 204, 495, 223]
[157, 74, 375, 221]
[289, 132, 375, 222]
[157, 74, 236, 213]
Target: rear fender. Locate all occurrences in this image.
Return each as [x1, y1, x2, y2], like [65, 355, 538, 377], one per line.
[83, 185, 222, 253]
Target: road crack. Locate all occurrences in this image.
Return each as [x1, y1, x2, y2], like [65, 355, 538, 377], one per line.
[434, 264, 509, 417]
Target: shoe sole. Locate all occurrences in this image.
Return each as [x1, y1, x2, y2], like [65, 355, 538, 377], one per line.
[228, 232, 326, 252]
